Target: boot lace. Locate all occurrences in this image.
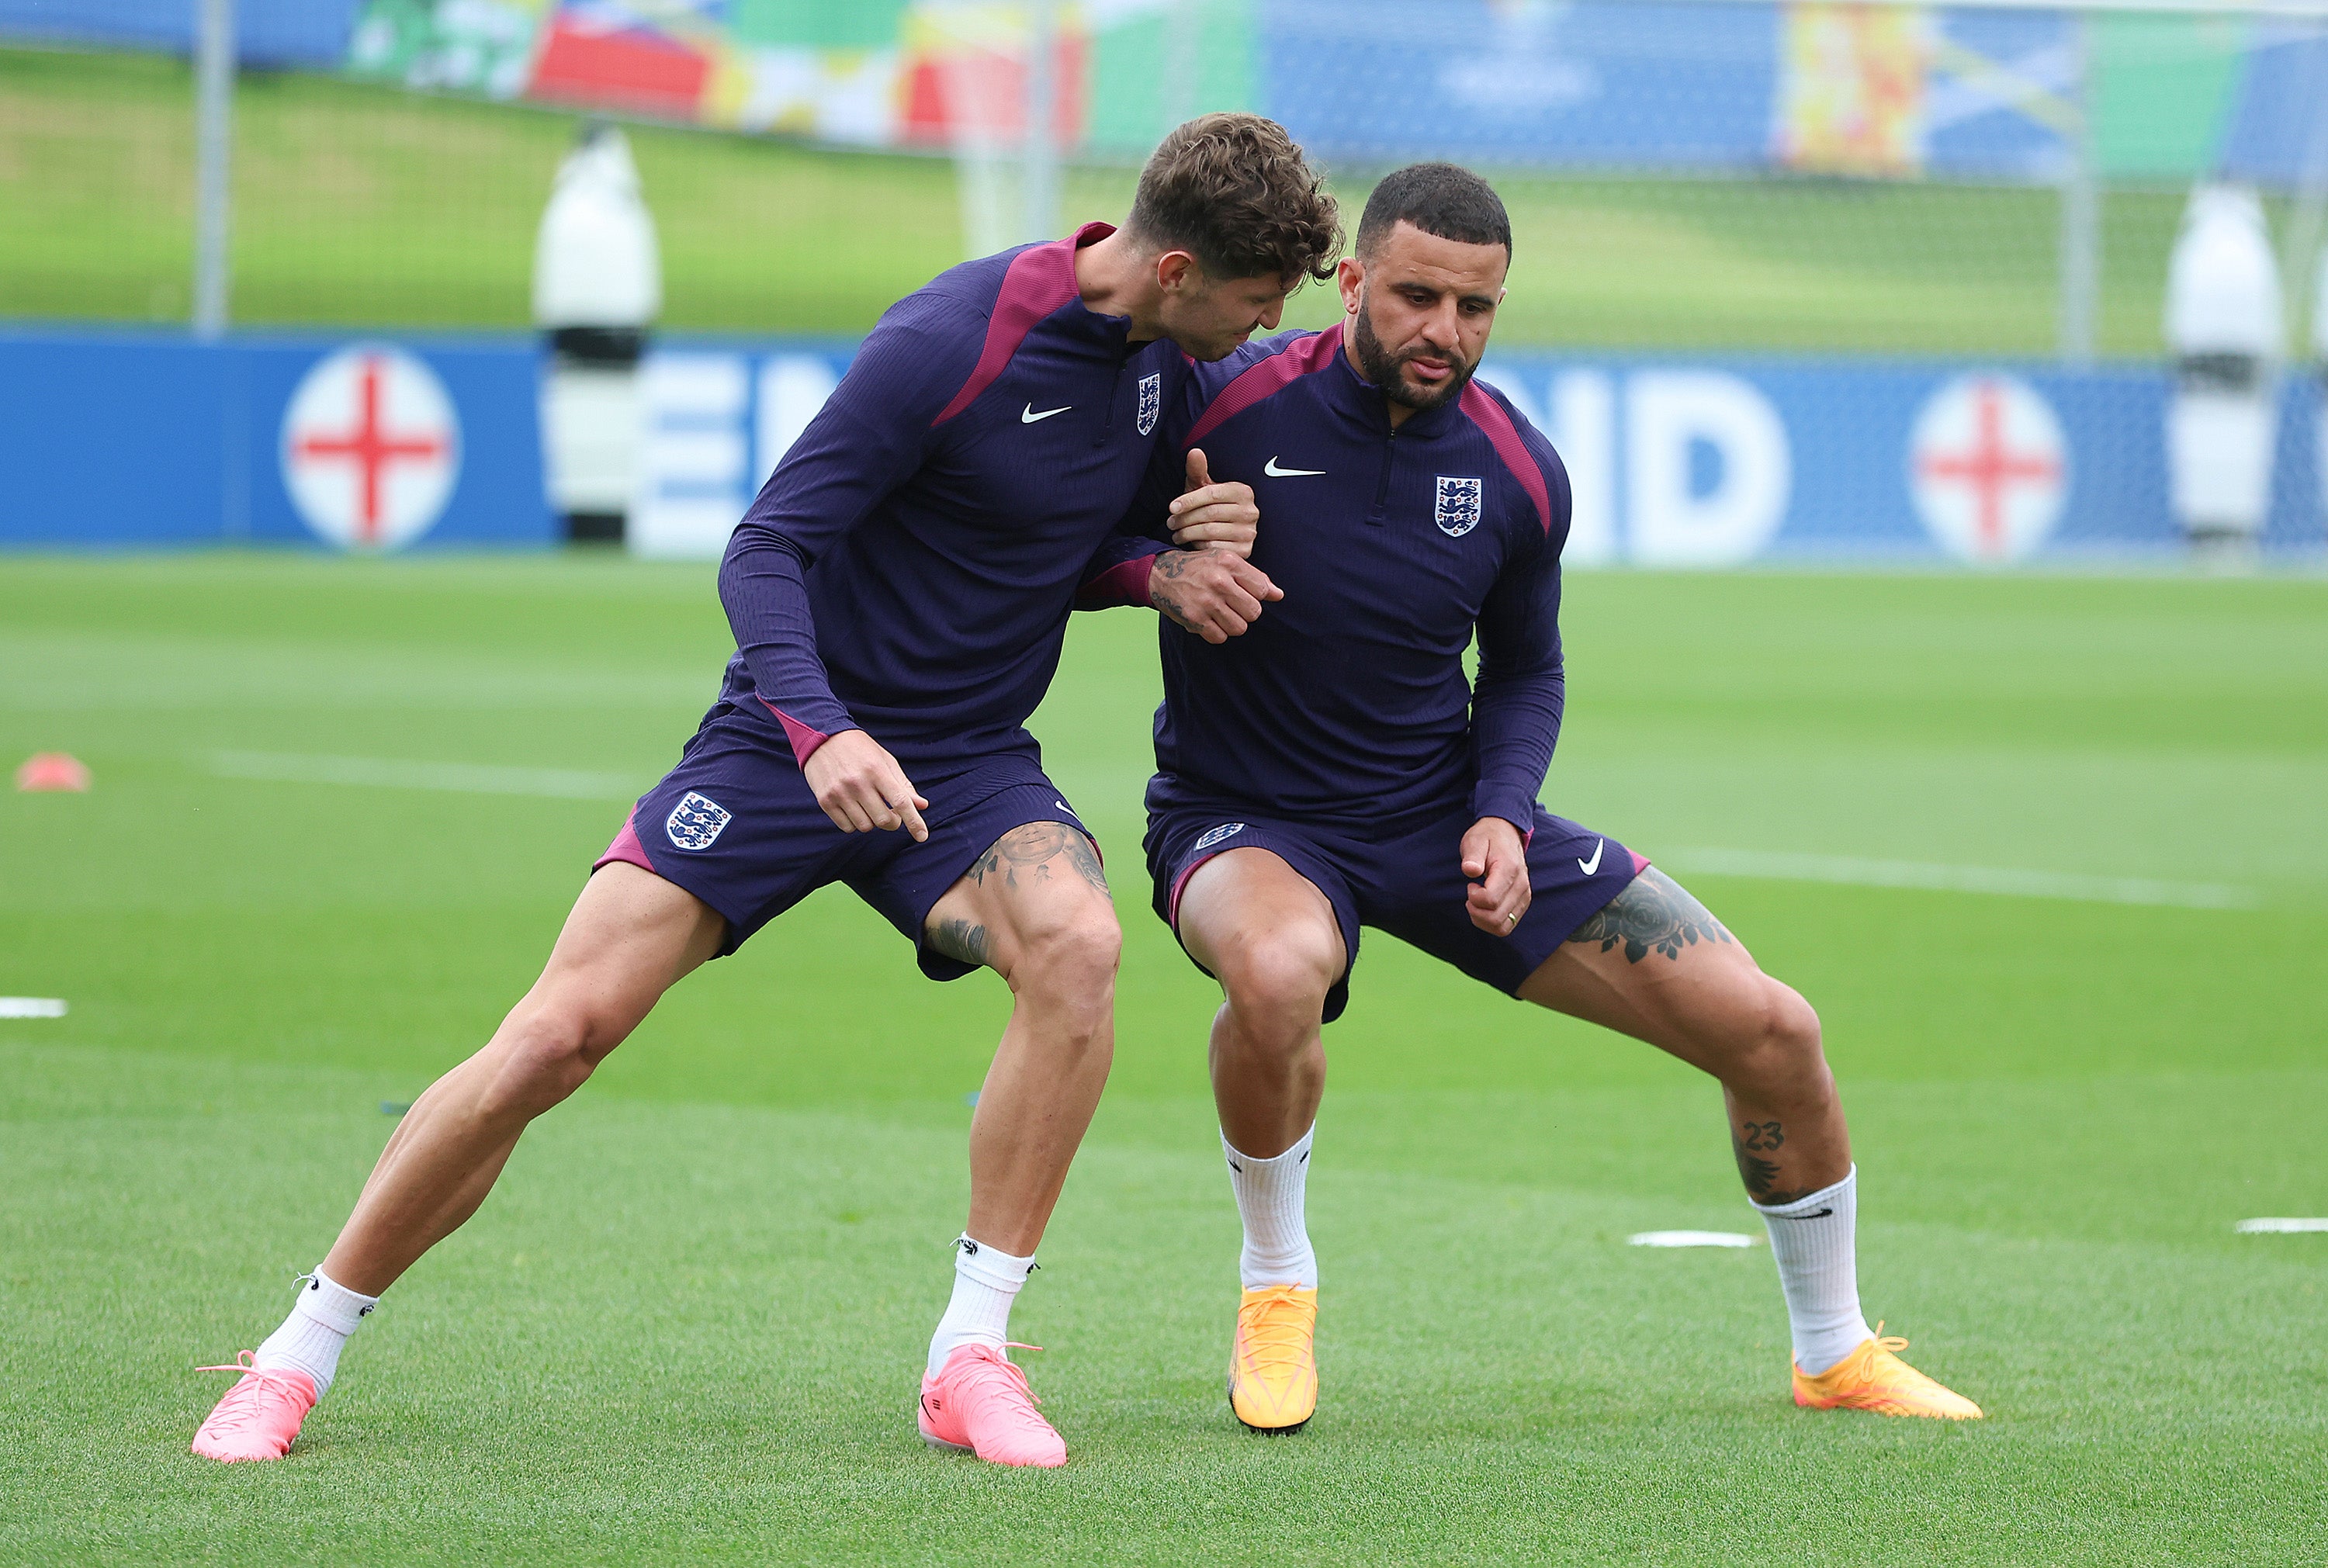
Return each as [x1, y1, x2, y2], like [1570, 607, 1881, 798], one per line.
[194, 1351, 310, 1435]
[1237, 1287, 1315, 1378]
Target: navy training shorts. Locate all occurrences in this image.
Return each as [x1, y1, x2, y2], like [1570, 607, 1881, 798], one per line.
[595, 707, 1097, 980]
[1145, 791, 1644, 1024]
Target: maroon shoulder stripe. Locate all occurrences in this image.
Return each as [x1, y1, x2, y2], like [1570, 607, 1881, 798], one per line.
[1182, 328, 1343, 450]
[931, 223, 1110, 427]
[1460, 382, 1551, 535]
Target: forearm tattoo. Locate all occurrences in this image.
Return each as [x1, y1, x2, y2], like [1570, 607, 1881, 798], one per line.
[1565, 867, 1733, 964]
[968, 822, 1109, 896]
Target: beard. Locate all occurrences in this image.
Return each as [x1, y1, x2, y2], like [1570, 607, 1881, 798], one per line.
[1350, 296, 1475, 413]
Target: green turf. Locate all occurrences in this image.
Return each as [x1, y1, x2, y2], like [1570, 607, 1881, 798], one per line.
[0, 42, 2214, 355]
[2, 556, 2326, 1563]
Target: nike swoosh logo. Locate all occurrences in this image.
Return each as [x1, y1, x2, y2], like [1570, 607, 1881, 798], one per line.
[1578, 838, 1605, 876]
[1021, 403, 1071, 423]
[1054, 800, 1076, 816]
[1765, 1208, 1834, 1220]
[1263, 457, 1325, 476]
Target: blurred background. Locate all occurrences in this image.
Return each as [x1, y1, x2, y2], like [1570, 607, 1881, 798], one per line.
[2, 0, 2325, 562]
[5, 12, 2326, 1554]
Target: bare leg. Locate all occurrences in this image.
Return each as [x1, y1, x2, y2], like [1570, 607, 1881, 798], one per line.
[923, 822, 1122, 1255]
[1519, 867, 1846, 1203]
[1176, 848, 1346, 1158]
[321, 863, 726, 1294]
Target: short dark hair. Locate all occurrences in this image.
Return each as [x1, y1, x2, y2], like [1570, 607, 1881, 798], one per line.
[1356, 163, 1512, 260]
[1127, 113, 1342, 286]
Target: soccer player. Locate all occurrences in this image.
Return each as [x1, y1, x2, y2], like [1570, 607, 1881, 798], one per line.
[1081, 164, 1980, 1432]
[190, 115, 1335, 1470]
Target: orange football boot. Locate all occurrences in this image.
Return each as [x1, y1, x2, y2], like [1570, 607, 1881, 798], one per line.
[1229, 1285, 1318, 1434]
[1793, 1324, 1982, 1420]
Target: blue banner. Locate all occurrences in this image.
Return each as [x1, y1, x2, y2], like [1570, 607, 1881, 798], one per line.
[1, 327, 2320, 562]
[0, 327, 553, 550]
[1478, 350, 2324, 563]
[0, 0, 360, 67]
[1263, 0, 1780, 171]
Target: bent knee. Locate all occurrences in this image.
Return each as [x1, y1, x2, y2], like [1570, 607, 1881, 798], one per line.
[483, 1005, 608, 1115]
[1217, 932, 1338, 1024]
[1012, 907, 1123, 999]
[1727, 978, 1825, 1085]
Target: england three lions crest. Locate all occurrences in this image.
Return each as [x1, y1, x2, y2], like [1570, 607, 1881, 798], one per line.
[665, 791, 732, 851]
[1136, 372, 1162, 436]
[1434, 476, 1484, 537]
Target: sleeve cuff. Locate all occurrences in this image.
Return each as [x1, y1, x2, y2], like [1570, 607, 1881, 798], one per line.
[1075, 542, 1171, 610]
[760, 698, 857, 765]
[1471, 784, 1540, 840]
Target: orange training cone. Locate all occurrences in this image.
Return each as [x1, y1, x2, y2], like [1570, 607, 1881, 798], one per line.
[16, 753, 91, 792]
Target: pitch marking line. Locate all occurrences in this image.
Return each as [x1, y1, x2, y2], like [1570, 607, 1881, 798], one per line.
[0, 998, 68, 1019]
[2236, 1217, 2328, 1234]
[209, 751, 643, 801]
[1629, 1231, 1758, 1248]
[1664, 848, 2257, 911]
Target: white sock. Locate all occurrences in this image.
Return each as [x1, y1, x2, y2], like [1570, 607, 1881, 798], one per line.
[252, 1269, 378, 1397]
[925, 1235, 1035, 1377]
[1754, 1165, 1872, 1376]
[1224, 1127, 1318, 1290]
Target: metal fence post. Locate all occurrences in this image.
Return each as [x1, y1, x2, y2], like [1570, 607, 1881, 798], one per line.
[2057, 9, 2098, 368]
[1023, 0, 1060, 244]
[192, 0, 234, 341]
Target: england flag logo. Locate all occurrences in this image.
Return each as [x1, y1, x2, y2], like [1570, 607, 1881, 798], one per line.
[665, 791, 733, 851]
[1136, 372, 1162, 436]
[1193, 822, 1245, 851]
[1434, 476, 1484, 536]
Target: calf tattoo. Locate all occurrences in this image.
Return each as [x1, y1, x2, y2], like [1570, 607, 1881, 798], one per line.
[1731, 1120, 1816, 1205]
[1565, 868, 1733, 964]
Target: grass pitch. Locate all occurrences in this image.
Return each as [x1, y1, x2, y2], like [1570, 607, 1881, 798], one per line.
[1, 43, 2207, 356]
[2, 556, 2325, 1564]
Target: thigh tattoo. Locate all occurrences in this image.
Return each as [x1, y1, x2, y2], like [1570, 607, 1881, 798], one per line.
[968, 822, 1109, 896]
[1565, 867, 1732, 964]
[927, 916, 989, 967]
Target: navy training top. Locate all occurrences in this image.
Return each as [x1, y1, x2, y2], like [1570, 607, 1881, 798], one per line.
[1080, 326, 1572, 837]
[717, 222, 1193, 776]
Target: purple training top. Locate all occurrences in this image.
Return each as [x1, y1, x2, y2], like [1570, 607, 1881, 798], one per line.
[717, 222, 1193, 776]
[1082, 326, 1572, 835]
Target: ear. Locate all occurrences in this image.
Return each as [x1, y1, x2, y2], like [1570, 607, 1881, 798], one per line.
[1155, 250, 1198, 292]
[1338, 255, 1364, 316]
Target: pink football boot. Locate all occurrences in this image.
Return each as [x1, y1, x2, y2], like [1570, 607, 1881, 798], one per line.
[190, 1352, 317, 1462]
[917, 1343, 1067, 1468]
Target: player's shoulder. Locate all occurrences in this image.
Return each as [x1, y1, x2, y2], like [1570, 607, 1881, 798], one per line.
[1182, 328, 1343, 444]
[866, 241, 1083, 424]
[882, 246, 1029, 336]
[1458, 376, 1568, 542]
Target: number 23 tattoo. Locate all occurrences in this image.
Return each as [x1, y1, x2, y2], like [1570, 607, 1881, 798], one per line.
[1738, 1120, 1783, 1151]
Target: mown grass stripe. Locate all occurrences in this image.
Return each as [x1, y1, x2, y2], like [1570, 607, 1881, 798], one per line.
[207, 750, 643, 801]
[1666, 846, 2257, 909]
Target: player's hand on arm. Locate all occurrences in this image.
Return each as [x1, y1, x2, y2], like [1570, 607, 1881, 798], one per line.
[802, 729, 930, 842]
[1148, 549, 1284, 645]
[1462, 816, 1533, 935]
[1166, 448, 1260, 557]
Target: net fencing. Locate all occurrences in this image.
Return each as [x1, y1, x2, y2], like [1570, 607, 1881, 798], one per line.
[2, 0, 2324, 362]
